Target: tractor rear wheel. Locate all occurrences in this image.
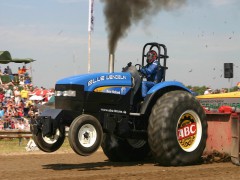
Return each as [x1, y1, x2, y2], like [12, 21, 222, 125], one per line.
[68, 114, 103, 156]
[148, 90, 207, 166]
[101, 133, 150, 162]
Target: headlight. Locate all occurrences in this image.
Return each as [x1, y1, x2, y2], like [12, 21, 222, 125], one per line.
[55, 90, 76, 97]
[55, 91, 63, 96]
[63, 90, 76, 97]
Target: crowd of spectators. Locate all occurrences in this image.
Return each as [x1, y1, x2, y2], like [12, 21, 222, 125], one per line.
[204, 87, 228, 95]
[0, 65, 54, 130]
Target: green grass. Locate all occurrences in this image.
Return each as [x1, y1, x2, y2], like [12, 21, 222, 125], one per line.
[0, 138, 72, 154]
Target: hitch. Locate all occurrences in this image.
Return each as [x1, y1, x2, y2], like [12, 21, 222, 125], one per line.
[30, 116, 55, 137]
[30, 109, 64, 137]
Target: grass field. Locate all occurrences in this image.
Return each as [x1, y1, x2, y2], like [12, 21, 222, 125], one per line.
[0, 138, 72, 154]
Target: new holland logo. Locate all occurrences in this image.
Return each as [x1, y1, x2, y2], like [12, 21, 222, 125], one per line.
[88, 75, 127, 86]
[177, 113, 197, 149]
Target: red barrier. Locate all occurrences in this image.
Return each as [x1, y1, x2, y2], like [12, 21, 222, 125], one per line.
[204, 112, 240, 165]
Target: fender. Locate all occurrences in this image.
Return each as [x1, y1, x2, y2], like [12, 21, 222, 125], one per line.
[147, 81, 190, 95]
[140, 81, 191, 114]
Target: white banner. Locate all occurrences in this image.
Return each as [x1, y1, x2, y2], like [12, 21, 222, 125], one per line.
[88, 0, 94, 32]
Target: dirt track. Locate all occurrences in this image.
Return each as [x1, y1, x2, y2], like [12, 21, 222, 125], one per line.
[0, 149, 240, 180]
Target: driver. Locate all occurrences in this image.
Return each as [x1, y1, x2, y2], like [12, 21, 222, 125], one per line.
[140, 50, 162, 97]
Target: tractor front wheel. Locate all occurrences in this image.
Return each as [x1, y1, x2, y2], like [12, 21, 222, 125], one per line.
[68, 114, 103, 156]
[32, 125, 65, 152]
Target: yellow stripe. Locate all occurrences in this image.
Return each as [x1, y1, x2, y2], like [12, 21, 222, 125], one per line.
[197, 91, 240, 99]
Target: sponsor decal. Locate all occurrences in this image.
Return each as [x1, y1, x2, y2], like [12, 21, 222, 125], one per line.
[198, 98, 240, 111]
[88, 75, 127, 86]
[178, 123, 196, 140]
[177, 113, 197, 149]
[100, 108, 127, 114]
[94, 86, 130, 95]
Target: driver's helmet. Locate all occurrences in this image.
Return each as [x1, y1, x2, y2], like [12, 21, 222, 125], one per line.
[146, 50, 157, 64]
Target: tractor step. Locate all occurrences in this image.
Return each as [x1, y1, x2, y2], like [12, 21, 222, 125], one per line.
[129, 113, 141, 116]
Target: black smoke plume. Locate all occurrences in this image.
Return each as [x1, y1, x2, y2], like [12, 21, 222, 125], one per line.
[101, 0, 187, 54]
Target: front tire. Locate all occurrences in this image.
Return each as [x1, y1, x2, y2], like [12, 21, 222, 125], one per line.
[101, 133, 150, 162]
[68, 114, 103, 156]
[148, 90, 207, 166]
[32, 125, 65, 152]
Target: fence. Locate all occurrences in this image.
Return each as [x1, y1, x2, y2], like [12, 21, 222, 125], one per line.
[0, 128, 69, 145]
[0, 130, 32, 146]
[0, 130, 32, 139]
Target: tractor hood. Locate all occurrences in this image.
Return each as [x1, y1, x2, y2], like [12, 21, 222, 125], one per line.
[56, 72, 132, 91]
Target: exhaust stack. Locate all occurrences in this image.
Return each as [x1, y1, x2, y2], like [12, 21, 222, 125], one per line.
[108, 54, 114, 73]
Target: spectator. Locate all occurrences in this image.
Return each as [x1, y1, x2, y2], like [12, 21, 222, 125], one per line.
[18, 99, 25, 109]
[6, 66, 14, 81]
[3, 68, 8, 74]
[0, 98, 3, 108]
[20, 86, 29, 101]
[24, 98, 33, 116]
[17, 119, 25, 130]
[0, 89, 4, 101]
[18, 67, 24, 78]
[0, 121, 3, 130]
[28, 105, 38, 119]
[25, 98, 33, 107]
[21, 65, 29, 77]
[0, 77, 15, 87]
[17, 107, 24, 117]
[4, 85, 13, 100]
[6, 100, 16, 117]
[24, 76, 31, 86]
[204, 88, 212, 95]
[6, 66, 13, 75]
[28, 85, 34, 95]
[13, 86, 21, 106]
[19, 77, 25, 87]
[237, 82, 240, 91]
[220, 88, 227, 93]
[0, 106, 4, 118]
[213, 89, 220, 94]
[3, 113, 11, 129]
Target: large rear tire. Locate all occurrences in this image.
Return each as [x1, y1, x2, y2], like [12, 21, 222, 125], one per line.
[101, 133, 150, 162]
[148, 90, 207, 166]
[32, 125, 65, 152]
[68, 114, 103, 156]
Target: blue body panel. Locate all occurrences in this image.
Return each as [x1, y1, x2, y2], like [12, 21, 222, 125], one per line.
[56, 72, 132, 92]
[147, 81, 191, 95]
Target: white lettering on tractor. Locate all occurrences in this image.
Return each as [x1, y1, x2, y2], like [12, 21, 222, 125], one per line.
[106, 75, 127, 80]
[88, 76, 105, 86]
[88, 75, 127, 86]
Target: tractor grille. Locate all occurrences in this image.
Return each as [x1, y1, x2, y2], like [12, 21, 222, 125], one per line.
[55, 84, 84, 111]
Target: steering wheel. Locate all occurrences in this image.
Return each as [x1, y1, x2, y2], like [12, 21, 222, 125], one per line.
[135, 64, 142, 71]
[135, 64, 145, 79]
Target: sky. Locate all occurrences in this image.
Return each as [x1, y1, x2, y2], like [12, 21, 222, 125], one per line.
[0, 0, 239, 90]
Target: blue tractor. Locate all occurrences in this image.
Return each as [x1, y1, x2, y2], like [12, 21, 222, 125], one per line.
[31, 42, 207, 166]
